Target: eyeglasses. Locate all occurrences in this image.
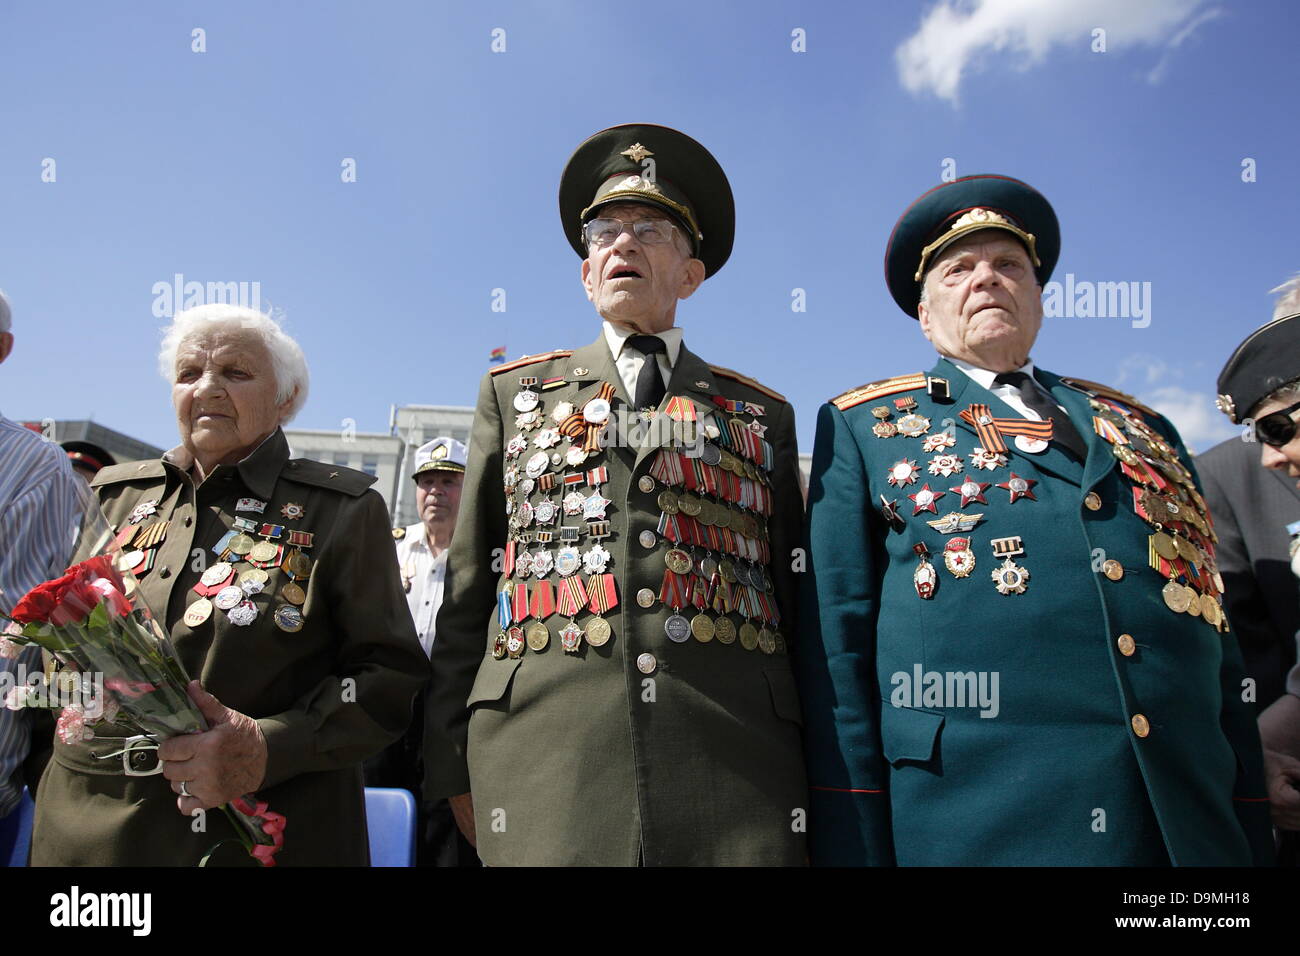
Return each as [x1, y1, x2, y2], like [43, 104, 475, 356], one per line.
[1254, 398, 1300, 447]
[583, 217, 679, 249]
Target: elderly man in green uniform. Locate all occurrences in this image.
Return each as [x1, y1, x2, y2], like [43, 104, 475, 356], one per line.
[427, 124, 807, 865]
[797, 174, 1274, 865]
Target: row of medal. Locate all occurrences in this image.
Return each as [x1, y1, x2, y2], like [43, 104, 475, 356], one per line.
[1089, 396, 1227, 632]
[181, 498, 314, 634]
[498, 377, 621, 655]
[113, 497, 170, 593]
[864, 401, 1042, 600]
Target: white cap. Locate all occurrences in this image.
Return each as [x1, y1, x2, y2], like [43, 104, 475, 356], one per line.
[411, 436, 467, 478]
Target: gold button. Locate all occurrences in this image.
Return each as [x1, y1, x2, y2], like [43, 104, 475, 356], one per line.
[637, 476, 655, 494]
[1117, 633, 1136, 656]
[1084, 492, 1102, 511]
[636, 653, 657, 674]
[636, 588, 656, 608]
[1131, 713, 1150, 738]
[1103, 559, 1124, 581]
[639, 530, 657, 549]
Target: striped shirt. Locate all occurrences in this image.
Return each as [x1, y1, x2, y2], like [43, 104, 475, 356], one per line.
[0, 414, 84, 817]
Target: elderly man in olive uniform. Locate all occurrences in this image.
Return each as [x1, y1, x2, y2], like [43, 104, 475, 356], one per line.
[798, 175, 1274, 865]
[427, 124, 807, 865]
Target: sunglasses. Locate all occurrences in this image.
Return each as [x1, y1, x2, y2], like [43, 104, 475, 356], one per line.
[1254, 398, 1300, 447]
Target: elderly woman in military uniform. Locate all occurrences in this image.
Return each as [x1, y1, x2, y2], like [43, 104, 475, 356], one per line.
[30, 304, 428, 866]
[1216, 309, 1300, 834]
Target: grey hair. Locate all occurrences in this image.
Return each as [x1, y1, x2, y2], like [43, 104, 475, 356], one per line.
[918, 281, 929, 307]
[158, 304, 310, 424]
[0, 288, 11, 334]
[1271, 273, 1300, 320]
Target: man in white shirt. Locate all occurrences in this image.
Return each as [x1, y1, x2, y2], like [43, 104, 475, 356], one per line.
[365, 436, 470, 865]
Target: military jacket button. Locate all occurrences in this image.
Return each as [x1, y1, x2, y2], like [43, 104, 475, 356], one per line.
[638, 476, 656, 494]
[636, 588, 656, 608]
[1084, 492, 1102, 511]
[1102, 559, 1124, 581]
[637, 653, 657, 674]
[1131, 713, 1150, 738]
[639, 530, 657, 549]
[1117, 634, 1136, 656]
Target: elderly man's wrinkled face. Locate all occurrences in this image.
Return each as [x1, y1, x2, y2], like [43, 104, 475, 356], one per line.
[581, 203, 706, 334]
[416, 470, 464, 528]
[917, 232, 1044, 372]
[172, 332, 291, 469]
[1254, 394, 1300, 489]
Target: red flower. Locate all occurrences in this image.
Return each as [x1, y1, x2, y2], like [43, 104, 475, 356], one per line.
[9, 556, 132, 626]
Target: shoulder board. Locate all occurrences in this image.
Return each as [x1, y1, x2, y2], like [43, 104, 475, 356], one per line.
[1059, 378, 1161, 420]
[91, 459, 165, 487]
[707, 365, 786, 402]
[283, 459, 376, 497]
[490, 350, 574, 376]
[392, 527, 406, 540]
[831, 373, 929, 411]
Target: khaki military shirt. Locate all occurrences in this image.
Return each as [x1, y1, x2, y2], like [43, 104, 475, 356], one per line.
[31, 429, 429, 866]
[427, 335, 808, 865]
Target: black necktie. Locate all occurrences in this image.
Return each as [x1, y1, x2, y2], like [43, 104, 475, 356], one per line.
[993, 370, 1088, 460]
[627, 334, 667, 411]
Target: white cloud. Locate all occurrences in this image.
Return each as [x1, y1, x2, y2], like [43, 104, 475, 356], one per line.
[1140, 386, 1236, 451]
[896, 0, 1219, 105]
[1111, 353, 1234, 451]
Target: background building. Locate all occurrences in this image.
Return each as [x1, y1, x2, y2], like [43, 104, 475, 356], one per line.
[21, 420, 164, 466]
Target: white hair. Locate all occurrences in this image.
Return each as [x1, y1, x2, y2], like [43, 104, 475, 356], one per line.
[1271, 273, 1300, 319]
[158, 304, 309, 424]
[0, 288, 11, 334]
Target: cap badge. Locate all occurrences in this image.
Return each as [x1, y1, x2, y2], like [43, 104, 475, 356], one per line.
[620, 143, 654, 163]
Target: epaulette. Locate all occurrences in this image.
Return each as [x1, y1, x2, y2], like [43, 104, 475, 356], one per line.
[283, 458, 377, 497]
[392, 527, 406, 540]
[91, 459, 165, 487]
[490, 350, 574, 376]
[1059, 378, 1161, 420]
[830, 372, 928, 411]
[707, 364, 786, 402]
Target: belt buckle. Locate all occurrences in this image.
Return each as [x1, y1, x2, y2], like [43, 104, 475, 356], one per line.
[121, 735, 163, 776]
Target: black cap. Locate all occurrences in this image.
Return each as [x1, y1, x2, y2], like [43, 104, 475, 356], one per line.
[61, 440, 116, 475]
[1215, 311, 1300, 423]
[559, 123, 735, 277]
[885, 174, 1061, 319]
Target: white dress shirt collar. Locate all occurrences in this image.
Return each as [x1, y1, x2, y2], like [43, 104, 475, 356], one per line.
[602, 320, 683, 368]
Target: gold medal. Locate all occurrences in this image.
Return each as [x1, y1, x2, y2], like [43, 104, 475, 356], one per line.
[282, 582, 306, 606]
[757, 627, 776, 655]
[287, 551, 313, 578]
[657, 490, 680, 514]
[714, 615, 737, 645]
[526, 620, 550, 651]
[738, 622, 759, 651]
[183, 598, 213, 627]
[249, 541, 279, 564]
[678, 493, 703, 517]
[1201, 597, 1221, 627]
[665, 548, 692, 575]
[238, 568, 270, 589]
[718, 559, 738, 583]
[1174, 535, 1199, 565]
[585, 616, 612, 647]
[690, 613, 715, 643]
[1151, 531, 1179, 561]
[227, 534, 256, 556]
[1185, 589, 1201, 617]
[773, 631, 787, 655]
[1162, 581, 1191, 613]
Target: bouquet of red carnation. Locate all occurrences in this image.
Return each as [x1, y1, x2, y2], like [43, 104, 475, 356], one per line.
[1, 554, 285, 866]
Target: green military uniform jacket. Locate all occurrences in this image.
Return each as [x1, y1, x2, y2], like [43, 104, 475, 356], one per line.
[797, 356, 1274, 866]
[427, 335, 808, 865]
[31, 429, 429, 866]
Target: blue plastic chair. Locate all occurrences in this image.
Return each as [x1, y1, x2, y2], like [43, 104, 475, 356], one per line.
[364, 787, 416, 867]
[0, 787, 35, 867]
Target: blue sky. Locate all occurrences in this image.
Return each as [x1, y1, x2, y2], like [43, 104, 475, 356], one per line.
[1, 0, 1296, 454]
